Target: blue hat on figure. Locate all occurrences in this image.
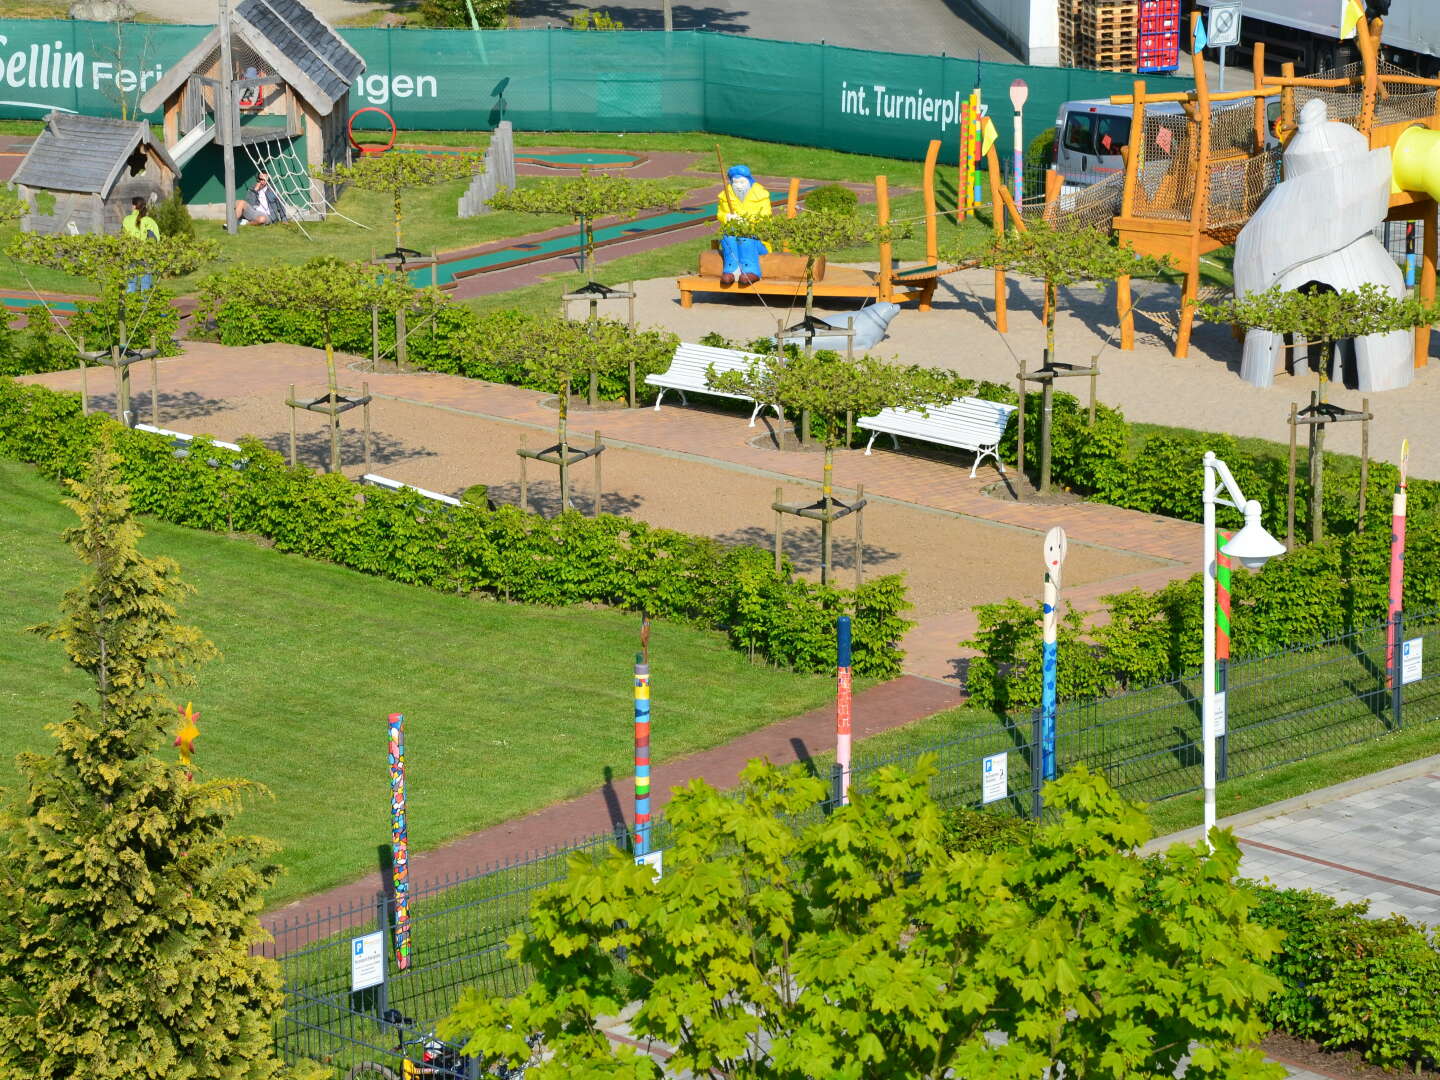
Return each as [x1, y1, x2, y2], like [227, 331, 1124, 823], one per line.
[727, 164, 753, 182]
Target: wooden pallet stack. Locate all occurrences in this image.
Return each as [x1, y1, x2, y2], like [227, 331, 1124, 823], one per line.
[1061, 0, 1140, 72]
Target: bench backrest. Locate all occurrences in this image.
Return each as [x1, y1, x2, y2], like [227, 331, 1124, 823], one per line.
[870, 397, 1017, 439]
[663, 342, 767, 383]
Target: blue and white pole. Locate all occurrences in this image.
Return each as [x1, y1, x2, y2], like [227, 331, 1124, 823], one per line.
[1041, 527, 1068, 782]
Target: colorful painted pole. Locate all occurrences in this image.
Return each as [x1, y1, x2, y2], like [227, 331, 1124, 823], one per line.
[1387, 440, 1409, 687]
[959, 102, 972, 223]
[633, 651, 652, 856]
[1406, 221, 1418, 287]
[1216, 530, 1232, 781]
[836, 615, 853, 804]
[1041, 527, 1067, 781]
[1009, 79, 1028, 205]
[971, 90, 985, 209]
[386, 712, 410, 971]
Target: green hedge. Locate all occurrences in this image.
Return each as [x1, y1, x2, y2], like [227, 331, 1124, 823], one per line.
[1, 294, 181, 377]
[0, 379, 910, 678]
[1248, 884, 1440, 1071]
[195, 273, 678, 404]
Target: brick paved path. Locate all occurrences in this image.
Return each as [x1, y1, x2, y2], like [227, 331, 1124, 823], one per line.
[24, 341, 1204, 682]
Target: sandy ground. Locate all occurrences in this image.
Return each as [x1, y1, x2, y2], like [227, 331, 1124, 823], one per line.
[123, 387, 1156, 619]
[594, 268, 1440, 481]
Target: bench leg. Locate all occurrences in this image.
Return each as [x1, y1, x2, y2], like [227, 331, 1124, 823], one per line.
[653, 388, 668, 412]
[748, 402, 762, 427]
[680, 290, 693, 309]
[971, 444, 1000, 479]
[864, 432, 878, 456]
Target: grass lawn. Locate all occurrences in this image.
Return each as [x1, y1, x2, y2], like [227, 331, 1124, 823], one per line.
[0, 457, 838, 905]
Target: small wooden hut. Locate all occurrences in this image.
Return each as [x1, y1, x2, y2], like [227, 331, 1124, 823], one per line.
[137, 0, 364, 222]
[11, 113, 178, 236]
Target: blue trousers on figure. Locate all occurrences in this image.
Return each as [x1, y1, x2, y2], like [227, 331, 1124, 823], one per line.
[721, 234, 767, 277]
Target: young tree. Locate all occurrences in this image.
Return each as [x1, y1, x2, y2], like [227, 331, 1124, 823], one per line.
[711, 350, 969, 582]
[417, 0, 510, 27]
[488, 172, 686, 279]
[1200, 283, 1439, 542]
[312, 150, 483, 259]
[221, 256, 422, 472]
[7, 232, 218, 353]
[0, 436, 291, 1080]
[724, 208, 889, 323]
[440, 761, 1285, 1080]
[963, 222, 1172, 494]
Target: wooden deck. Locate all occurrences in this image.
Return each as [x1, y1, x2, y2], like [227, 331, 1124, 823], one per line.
[677, 265, 937, 310]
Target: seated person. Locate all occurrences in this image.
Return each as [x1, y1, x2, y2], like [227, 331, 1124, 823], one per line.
[235, 171, 287, 226]
[716, 164, 771, 286]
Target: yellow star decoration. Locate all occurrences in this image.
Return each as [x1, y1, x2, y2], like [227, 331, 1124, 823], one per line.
[175, 702, 201, 768]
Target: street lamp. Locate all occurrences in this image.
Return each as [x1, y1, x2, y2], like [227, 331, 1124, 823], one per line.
[1202, 452, 1285, 848]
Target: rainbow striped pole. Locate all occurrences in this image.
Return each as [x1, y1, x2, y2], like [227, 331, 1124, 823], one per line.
[633, 652, 652, 856]
[1387, 440, 1409, 689]
[971, 89, 984, 209]
[959, 102, 972, 223]
[1041, 527, 1067, 781]
[1009, 79, 1029, 206]
[386, 712, 410, 970]
[1216, 530, 1232, 781]
[836, 616, 853, 804]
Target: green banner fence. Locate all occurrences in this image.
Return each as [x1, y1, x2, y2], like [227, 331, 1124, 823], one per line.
[0, 21, 1189, 163]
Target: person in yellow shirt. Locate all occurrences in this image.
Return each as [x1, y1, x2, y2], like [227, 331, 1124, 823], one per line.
[716, 164, 771, 286]
[122, 196, 159, 293]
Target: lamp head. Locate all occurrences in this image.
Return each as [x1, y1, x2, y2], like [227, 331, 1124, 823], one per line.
[1222, 500, 1286, 570]
[1009, 78, 1029, 110]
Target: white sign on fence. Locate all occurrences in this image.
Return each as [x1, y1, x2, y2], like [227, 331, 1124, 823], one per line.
[636, 849, 664, 881]
[350, 931, 385, 992]
[982, 752, 1008, 805]
[1209, 691, 1228, 739]
[1403, 637, 1424, 685]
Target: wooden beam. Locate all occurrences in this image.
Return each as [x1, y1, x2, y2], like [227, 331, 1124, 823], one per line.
[876, 174, 894, 302]
[1252, 42, 1268, 153]
[922, 138, 941, 267]
[1176, 10, 1210, 360]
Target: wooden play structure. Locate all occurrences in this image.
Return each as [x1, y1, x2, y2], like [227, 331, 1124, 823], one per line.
[1082, 12, 1440, 367]
[676, 141, 953, 312]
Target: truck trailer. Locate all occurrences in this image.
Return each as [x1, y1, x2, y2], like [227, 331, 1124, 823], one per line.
[1200, 0, 1440, 77]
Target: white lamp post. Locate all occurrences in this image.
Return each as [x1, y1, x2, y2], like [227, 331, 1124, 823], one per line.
[1202, 451, 1286, 848]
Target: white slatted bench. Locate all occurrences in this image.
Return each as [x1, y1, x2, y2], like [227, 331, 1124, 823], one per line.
[857, 397, 1017, 478]
[135, 423, 243, 453]
[645, 343, 783, 427]
[361, 473, 464, 507]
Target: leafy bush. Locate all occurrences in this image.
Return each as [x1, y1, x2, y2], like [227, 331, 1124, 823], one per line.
[417, 0, 509, 27]
[71, 286, 182, 358]
[802, 183, 859, 214]
[150, 190, 195, 240]
[0, 307, 76, 377]
[0, 379, 911, 678]
[1247, 884, 1440, 1071]
[1026, 127, 1057, 172]
[938, 804, 1035, 853]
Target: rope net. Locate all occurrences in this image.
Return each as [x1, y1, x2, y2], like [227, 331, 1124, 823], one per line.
[241, 134, 370, 236]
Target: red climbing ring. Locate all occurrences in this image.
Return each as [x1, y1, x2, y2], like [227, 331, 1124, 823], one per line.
[347, 106, 397, 156]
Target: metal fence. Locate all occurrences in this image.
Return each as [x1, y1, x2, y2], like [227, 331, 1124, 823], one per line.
[269, 609, 1440, 1075]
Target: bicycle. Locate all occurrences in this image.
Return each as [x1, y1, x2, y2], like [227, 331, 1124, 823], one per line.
[346, 1009, 536, 1080]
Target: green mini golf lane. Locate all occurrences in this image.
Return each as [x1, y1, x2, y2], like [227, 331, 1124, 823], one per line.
[2, 296, 79, 314]
[411, 188, 808, 288]
[391, 146, 645, 168]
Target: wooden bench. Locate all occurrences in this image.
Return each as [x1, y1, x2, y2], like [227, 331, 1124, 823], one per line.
[645, 343, 783, 427]
[856, 397, 1017, 478]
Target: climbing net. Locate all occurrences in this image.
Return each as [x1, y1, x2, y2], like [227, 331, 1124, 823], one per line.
[240, 133, 370, 238]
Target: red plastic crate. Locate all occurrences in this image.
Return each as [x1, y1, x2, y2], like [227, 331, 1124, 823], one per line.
[1139, 0, 1180, 13]
[1141, 13, 1179, 33]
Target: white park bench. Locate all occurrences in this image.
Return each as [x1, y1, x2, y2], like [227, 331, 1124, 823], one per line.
[856, 396, 1017, 478]
[645, 343, 784, 427]
[361, 473, 463, 507]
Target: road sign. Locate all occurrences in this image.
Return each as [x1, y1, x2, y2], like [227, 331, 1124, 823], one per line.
[1403, 637, 1424, 685]
[1207, 3, 1243, 48]
[982, 752, 1008, 805]
[350, 931, 385, 992]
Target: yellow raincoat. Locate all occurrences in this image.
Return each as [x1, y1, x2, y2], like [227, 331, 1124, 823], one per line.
[716, 181, 773, 223]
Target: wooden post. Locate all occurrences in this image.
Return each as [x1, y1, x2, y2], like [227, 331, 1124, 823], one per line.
[1251, 44, 1268, 152]
[395, 308, 408, 370]
[289, 383, 297, 467]
[79, 353, 89, 415]
[627, 281, 635, 331]
[854, 483, 865, 589]
[922, 138, 940, 269]
[1358, 398, 1369, 531]
[1308, 389, 1322, 544]
[801, 409, 810, 448]
[219, 0, 237, 235]
[1176, 13, 1212, 360]
[519, 434, 528, 512]
[1287, 401, 1297, 549]
[112, 345, 126, 425]
[558, 387, 570, 510]
[1088, 355, 1098, 425]
[371, 305, 379, 369]
[149, 346, 159, 427]
[1040, 376, 1054, 494]
[363, 381, 373, 475]
[1118, 79, 1147, 351]
[593, 430, 603, 518]
[773, 486, 784, 573]
[589, 369, 599, 409]
[1279, 62, 1297, 138]
[875, 175, 894, 302]
[1016, 373, 1027, 500]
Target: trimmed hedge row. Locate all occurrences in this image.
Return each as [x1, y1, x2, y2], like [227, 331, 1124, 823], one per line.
[1, 294, 181, 377]
[0, 380, 911, 678]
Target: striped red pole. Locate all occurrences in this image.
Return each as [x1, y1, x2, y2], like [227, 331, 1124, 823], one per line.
[633, 653, 652, 856]
[836, 616, 853, 804]
[1387, 440, 1409, 687]
[386, 712, 410, 970]
[1216, 530, 1232, 781]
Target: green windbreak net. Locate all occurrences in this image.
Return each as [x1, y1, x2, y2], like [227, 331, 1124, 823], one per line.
[0, 22, 1189, 165]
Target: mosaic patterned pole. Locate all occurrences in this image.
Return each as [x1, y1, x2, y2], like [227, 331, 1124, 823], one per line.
[959, 102, 972, 223]
[1041, 527, 1067, 782]
[836, 615, 853, 804]
[970, 89, 984, 210]
[387, 712, 410, 971]
[1388, 440, 1409, 687]
[1216, 530, 1232, 781]
[633, 652, 652, 857]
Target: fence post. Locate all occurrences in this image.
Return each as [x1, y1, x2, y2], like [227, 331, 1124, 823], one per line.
[828, 762, 844, 815]
[373, 890, 389, 1020]
[1392, 610, 1405, 730]
[1030, 708, 1044, 820]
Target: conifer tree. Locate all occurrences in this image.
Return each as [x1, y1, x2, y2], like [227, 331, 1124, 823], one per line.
[0, 435, 291, 1080]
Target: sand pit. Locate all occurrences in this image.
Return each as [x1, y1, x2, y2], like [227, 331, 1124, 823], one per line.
[132, 388, 1159, 620]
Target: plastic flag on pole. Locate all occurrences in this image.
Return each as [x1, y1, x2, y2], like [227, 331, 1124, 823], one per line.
[1194, 16, 1209, 52]
[1341, 0, 1365, 39]
[981, 116, 999, 158]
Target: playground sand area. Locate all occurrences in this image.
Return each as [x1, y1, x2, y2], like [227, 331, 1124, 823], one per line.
[608, 267, 1440, 480]
[25, 345, 1157, 622]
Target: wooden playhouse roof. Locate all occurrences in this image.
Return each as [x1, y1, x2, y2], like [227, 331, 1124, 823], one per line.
[12, 113, 177, 196]
[138, 0, 365, 118]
